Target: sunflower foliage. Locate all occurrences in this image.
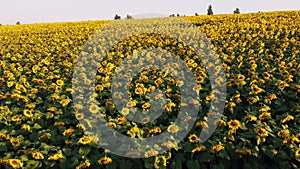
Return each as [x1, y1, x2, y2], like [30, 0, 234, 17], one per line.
[0, 11, 299, 169]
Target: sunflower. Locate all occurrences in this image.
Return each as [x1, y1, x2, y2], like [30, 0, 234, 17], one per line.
[296, 147, 300, 158]
[277, 129, 290, 138]
[218, 119, 227, 127]
[149, 127, 162, 134]
[192, 145, 206, 153]
[135, 87, 144, 95]
[10, 138, 20, 147]
[167, 124, 179, 133]
[142, 102, 151, 109]
[121, 107, 130, 116]
[98, 157, 112, 165]
[78, 136, 92, 145]
[254, 127, 268, 137]
[281, 115, 294, 123]
[21, 124, 31, 132]
[9, 159, 23, 169]
[63, 128, 74, 136]
[212, 144, 224, 153]
[23, 109, 33, 118]
[11, 115, 22, 122]
[75, 113, 84, 120]
[48, 151, 64, 161]
[235, 149, 251, 155]
[262, 72, 271, 80]
[154, 156, 167, 169]
[244, 115, 257, 122]
[56, 79, 64, 86]
[258, 112, 271, 120]
[196, 121, 208, 128]
[144, 150, 159, 158]
[117, 117, 127, 124]
[188, 134, 199, 143]
[32, 152, 44, 160]
[228, 120, 240, 130]
[250, 84, 264, 95]
[107, 122, 117, 129]
[89, 104, 99, 114]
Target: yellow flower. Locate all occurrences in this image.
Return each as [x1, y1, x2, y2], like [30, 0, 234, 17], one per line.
[11, 115, 22, 122]
[281, 115, 294, 123]
[7, 81, 14, 87]
[135, 87, 144, 95]
[47, 107, 57, 112]
[23, 109, 33, 118]
[188, 134, 199, 143]
[78, 136, 92, 145]
[32, 152, 44, 160]
[149, 127, 162, 134]
[236, 74, 245, 81]
[296, 147, 300, 158]
[107, 122, 117, 129]
[95, 85, 104, 91]
[10, 138, 20, 147]
[254, 127, 268, 137]
[117, 117, 127, 124]
[21, 124, 31, 132]
[277, 129, 290, 138]
[76, 160, 91, 169]
[167, 124, 179, 133]
[63, 128, 74, 136]
[121, 107, 130, 116]
[48, 151, 64, 161]
[98, 157, 112, 165]
[56, 79, 64, 86]
[196, 121, 208, 128]
[9, 159, 23, 168]
[258, 112, 271, 120]
[144, 150, 159, 158]
[154, 156, 167, 169]
[142, 102, 151, 109]
[89, 104, 99, 114]
[192, 145, 206, 153]
[250, 84, 264, 95]
[244, 115, 257, 122]
[60, 99, 71, 107]
[235, 149, 251, 155]
[218, 120, 227, 127]
[212, 144, 225, 153]
[228, 120, 240, 130]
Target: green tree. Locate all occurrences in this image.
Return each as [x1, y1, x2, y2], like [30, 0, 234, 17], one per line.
[126, 14, 133, 19]
[234, 8, 241, 14]
[207, 5, 213, 15]
[114, 14, 121, 20]
[16, 21, 21, 25]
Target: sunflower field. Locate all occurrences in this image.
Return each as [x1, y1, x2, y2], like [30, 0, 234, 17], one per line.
[0, 10, 299, 169]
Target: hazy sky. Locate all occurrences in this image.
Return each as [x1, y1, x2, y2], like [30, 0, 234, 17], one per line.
[0, 0, 299, 24]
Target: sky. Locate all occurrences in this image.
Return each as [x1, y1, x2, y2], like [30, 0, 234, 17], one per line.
[0, 0, 299, 25]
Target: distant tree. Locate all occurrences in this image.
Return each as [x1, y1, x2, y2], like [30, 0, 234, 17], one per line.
[234, 8, 241, 14]
[207, 5, 213, 15]
[177, 13, 180, 17]
[169, 14, 175, 17]
[16, 21, 21, 25]
[114, 14, 121, 20]
[126, 14, 133, 19]
[0, 23, 2, 26]
[195, 13, 199, 16]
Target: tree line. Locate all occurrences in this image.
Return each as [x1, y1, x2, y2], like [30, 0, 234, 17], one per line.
[114, 5, 241, 20]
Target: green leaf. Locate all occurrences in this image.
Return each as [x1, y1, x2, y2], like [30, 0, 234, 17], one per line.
[186, 160, 200, 169]
[24, 160, 42, 169]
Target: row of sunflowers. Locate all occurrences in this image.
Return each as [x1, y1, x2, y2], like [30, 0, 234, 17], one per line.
[0, 11, 299, 168]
